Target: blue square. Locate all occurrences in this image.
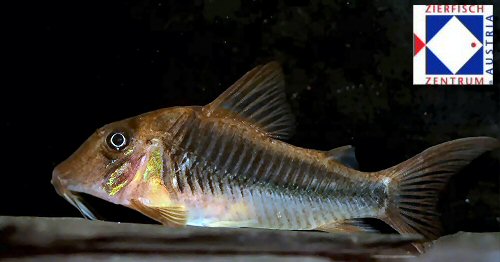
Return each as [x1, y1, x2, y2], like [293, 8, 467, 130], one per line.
[426, 15, 483, 75]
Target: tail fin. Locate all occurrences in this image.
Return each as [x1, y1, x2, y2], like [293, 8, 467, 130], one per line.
[379, 137, 499, 252]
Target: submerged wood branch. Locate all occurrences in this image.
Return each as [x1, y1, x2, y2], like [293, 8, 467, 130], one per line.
[1, 216, 421, 261]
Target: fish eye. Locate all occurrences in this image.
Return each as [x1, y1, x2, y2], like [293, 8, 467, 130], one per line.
[106, 131, 129, 151]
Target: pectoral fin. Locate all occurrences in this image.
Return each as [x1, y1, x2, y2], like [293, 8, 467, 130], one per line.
[316, 219, 378, 233]
[130, 199, 187, 227]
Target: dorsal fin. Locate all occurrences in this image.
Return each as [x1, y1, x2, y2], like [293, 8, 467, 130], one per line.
[202, 62, 295, 140]
[325, 145, 359, 169]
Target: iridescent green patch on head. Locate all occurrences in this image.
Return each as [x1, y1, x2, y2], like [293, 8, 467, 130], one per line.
[124, 146, 135, 156]
[143, 146, 163, 181]
[104, 162, 131, 196]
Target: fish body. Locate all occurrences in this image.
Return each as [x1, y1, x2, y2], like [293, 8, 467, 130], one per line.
[52, 62, 499, 252]
[142, 107, 384, 229]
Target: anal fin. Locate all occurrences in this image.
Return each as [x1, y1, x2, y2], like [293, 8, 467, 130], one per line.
[130, 199, 187, 227]
[316, 218, 379, 233]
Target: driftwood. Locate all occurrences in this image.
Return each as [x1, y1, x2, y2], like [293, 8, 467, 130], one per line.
[1, 216, 423, 261]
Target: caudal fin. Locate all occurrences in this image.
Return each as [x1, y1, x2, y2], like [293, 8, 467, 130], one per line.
[379, 137, 499, 252]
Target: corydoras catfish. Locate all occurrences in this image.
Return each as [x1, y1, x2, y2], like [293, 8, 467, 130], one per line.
[52, 62, 499, 252]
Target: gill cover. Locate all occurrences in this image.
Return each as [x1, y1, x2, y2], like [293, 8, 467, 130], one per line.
[126, 139, 188, 227]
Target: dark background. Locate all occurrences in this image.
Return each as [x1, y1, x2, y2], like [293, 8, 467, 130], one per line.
[4, 0, 499, 235]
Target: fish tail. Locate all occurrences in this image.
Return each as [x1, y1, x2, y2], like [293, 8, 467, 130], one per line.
[379, 137, 499, 252]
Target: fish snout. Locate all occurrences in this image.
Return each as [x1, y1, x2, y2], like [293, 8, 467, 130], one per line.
[52, 161, 79, 196]
[51, 167, 68, 197]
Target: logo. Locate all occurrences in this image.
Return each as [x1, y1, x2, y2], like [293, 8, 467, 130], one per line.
[413, 5, 493, 85]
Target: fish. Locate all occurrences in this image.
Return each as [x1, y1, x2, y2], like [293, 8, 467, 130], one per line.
[52, 62, 499, 252]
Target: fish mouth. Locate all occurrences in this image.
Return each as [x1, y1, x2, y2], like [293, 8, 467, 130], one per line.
[51, 175, 157, 224]
[62, 191, 100, 220]
[52, 175, 100, 220]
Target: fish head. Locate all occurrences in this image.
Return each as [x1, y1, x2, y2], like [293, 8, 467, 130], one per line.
[51, 109, 180, 220]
